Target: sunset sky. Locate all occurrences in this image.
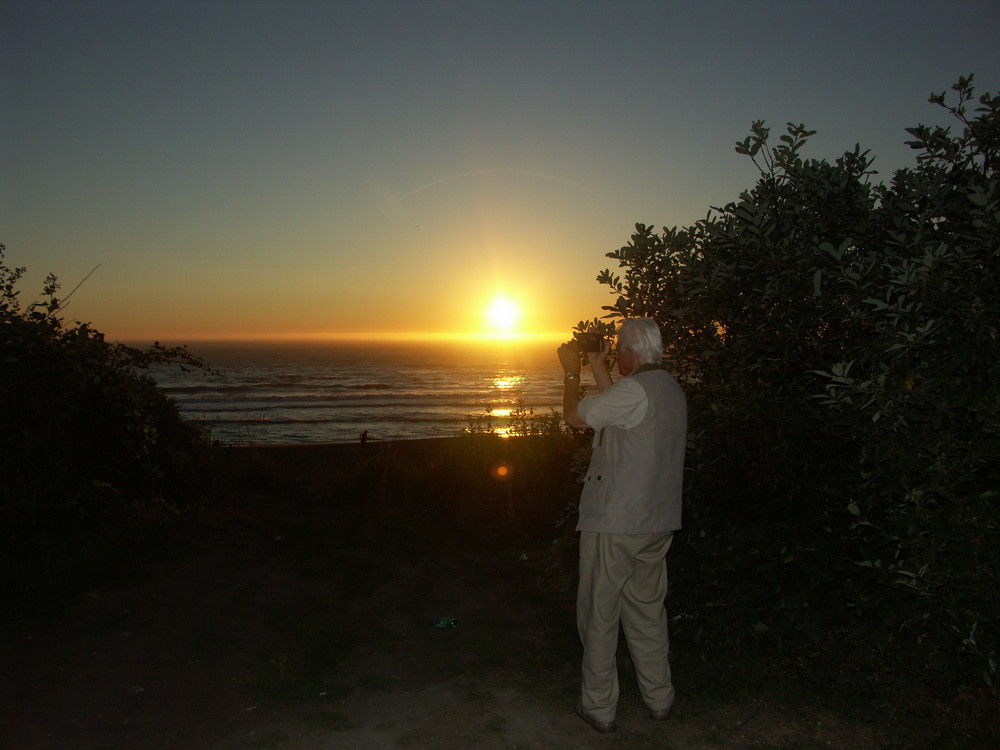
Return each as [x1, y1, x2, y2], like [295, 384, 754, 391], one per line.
[3, 1, 998, 342]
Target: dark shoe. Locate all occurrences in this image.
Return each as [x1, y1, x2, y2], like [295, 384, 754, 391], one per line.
[576, 705, 616, 733]
[648, 705, 673, 721]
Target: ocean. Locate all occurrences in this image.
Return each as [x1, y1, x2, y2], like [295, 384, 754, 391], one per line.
[149, 339, 566, 445]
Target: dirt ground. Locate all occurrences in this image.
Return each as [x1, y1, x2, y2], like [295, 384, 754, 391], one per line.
[1, 440, 992, 749]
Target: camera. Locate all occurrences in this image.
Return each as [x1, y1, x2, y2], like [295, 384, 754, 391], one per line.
[573, 330, 604, 352]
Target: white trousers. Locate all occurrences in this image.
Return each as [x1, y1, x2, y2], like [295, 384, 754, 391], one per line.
[577, 530, 675, 722]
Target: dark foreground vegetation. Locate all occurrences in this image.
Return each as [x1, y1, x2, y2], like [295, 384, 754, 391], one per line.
[0, 244, 212, 606]
[1, 77, 997, 747]
[581, 76, 999, 693]
[2, 438, 996, 749]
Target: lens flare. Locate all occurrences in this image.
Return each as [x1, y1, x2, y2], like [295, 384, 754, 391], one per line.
[490, 460, 513, 480]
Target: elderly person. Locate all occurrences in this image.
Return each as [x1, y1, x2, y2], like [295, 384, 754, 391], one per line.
[558, 317, 687, 733]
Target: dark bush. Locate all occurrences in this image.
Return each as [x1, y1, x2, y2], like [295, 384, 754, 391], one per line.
[0, 245, 212, 604]
[588, 77, 999, 688]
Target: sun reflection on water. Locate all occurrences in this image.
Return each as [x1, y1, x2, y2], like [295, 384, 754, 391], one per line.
[491, 374, 524, 390]
[483, 406, 515, 437]
[472, 369, 533, 439]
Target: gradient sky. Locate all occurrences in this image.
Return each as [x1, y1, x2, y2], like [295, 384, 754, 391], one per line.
[2, 0, 998, 342]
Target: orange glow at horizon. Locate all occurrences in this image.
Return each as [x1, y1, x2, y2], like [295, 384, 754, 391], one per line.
[106, 279, 582, 345]
[118, 330, 568, 346]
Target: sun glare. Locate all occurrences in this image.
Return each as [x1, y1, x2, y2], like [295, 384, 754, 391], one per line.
[485, 295, 522, 333]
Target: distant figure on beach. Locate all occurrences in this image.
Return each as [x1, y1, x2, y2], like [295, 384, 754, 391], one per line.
[557, 317, 687, 733]
[360, 430, 368, 449]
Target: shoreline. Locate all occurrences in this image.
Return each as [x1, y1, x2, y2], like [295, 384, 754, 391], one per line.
[223, 433, 554, 451]
[226, 435, 470, 449]
[218, 433, 520, 453]
[218, 433, 564, 472]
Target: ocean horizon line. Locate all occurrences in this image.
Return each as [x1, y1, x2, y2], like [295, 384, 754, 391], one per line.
[119, 331, 571, 346]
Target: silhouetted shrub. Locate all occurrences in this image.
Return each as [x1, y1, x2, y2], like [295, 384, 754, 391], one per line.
[587, 77, 999, 688]
[0, 246, 212, 603]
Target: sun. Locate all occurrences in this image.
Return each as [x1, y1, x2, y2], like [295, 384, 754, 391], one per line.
[485, 294, 521, 333]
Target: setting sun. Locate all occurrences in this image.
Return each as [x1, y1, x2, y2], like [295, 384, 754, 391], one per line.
[485, 295, 522, 333]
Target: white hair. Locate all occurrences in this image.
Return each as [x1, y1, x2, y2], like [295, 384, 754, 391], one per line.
[617, 318, 663, 365]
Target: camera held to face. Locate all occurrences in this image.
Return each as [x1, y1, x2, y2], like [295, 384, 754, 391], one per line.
[573, 330, 604, 352]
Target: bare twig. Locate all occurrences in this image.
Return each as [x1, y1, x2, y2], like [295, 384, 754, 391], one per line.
[58, 263, 102, 311]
